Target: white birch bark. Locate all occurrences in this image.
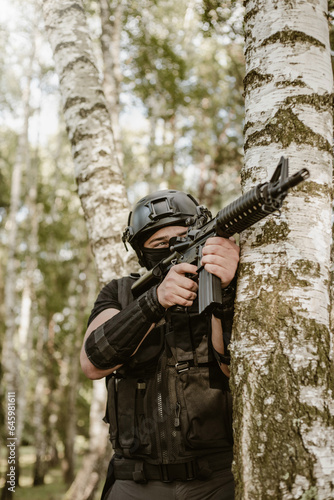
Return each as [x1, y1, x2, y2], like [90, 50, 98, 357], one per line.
[42, 0, 132, 286]
[230, 1, 334, 499]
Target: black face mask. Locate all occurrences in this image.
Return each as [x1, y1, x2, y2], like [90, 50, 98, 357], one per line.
[141, 247, 172, 270]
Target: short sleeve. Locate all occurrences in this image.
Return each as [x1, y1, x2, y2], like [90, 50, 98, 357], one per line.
[87, 279, 121, 326]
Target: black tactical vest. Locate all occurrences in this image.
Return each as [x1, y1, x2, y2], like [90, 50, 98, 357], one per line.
[103, 276, 233, 465]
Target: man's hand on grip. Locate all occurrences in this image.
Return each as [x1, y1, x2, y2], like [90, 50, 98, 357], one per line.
[157, 263, 198, 309]
[201, 236, 239, 288]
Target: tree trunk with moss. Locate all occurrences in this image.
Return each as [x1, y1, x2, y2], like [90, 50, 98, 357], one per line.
[230, 1, 334, 499]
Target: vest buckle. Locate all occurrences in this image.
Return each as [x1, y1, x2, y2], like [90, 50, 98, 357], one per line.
[175, 361, 190, 373]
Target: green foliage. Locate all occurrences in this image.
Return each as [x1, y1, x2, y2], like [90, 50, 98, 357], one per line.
[0, 61, 96, 485]
[198, 0, 244, 38]
[116, 0, 245, 208]
[0, 128, 18, 213]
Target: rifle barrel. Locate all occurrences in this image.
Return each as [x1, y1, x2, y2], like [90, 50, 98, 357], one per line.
[270, 168, 310, 196]
[215, 168, 309, 237]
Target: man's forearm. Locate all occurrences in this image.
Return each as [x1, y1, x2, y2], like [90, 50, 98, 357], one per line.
[84, 286, 165, 370]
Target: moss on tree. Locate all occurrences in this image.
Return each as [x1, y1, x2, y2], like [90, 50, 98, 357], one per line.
[244, 108, 332, 153]
[261, 28, 326, 50]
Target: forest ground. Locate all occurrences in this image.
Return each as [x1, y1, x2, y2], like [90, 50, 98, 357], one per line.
[0, 446, 104, 500]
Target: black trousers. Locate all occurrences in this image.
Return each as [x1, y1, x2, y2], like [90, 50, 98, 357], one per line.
[106, 468, 234, 500]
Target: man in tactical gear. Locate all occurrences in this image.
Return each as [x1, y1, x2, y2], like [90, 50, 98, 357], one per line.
[80, 189, 240, 500]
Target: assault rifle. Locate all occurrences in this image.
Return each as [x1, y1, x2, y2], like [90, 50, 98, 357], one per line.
[132, 157, 310, 314]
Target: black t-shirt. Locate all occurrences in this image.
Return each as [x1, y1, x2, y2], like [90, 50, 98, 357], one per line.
[87, 279, 122, 326]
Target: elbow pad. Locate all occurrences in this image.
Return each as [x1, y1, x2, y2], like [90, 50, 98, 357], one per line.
[85, 286, 165, 370]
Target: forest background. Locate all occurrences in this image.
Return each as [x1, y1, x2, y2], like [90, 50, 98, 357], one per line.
[0, 1, 333, 500]
[0, 1, 244, 498]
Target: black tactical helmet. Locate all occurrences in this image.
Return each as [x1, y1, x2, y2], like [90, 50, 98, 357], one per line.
[122, 189, 199, 267]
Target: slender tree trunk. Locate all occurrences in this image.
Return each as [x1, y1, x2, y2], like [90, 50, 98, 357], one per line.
[33, 317, 61, 485]
[33, 328, 48, 486]
[231, 1, 334, 499]
[169, 115, 176, 181]
[62, 264, 93, 484]
[42, 0, 131, 286]
[148, 108, 158, 190]
[197, 152, 207, 204]
[2, 40, 32, 395]
[45, 320, 62, 469]
[16, 137, 40, 466]
[1, 35, 34, 500]
[62, 334, 81, 485]
[99, 0, 124, 169]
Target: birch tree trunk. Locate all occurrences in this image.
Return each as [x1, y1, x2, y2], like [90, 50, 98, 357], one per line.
[230, 1, 334, 499]
[42, 1, 134, 497]
[42, 0, 131, 286]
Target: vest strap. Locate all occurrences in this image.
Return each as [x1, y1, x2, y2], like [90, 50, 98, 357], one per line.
[171, 360, 215, 373]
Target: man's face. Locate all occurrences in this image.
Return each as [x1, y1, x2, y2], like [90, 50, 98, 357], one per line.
[144, 225, 187, 249]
